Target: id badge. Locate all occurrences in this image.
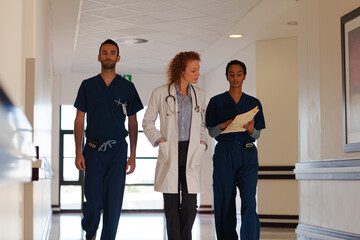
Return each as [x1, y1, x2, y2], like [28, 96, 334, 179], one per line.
[122, 102, 127, 116]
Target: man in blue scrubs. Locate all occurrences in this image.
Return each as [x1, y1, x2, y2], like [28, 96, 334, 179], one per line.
[205, 60, 265, 240]
[74, 39, 143, 240]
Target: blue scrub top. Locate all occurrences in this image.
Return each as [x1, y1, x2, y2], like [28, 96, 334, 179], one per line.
[206, 92, 265, 142]
[74, 74, 143, 143]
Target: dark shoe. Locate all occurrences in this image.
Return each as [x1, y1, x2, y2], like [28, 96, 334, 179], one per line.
[87, 233, 96, 240]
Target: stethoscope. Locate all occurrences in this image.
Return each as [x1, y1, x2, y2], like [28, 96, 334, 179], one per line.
[165, 84, 200, 115]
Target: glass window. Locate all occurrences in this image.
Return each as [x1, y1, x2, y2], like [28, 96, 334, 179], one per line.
[63, 157, 79, 181]
[61, 105, 77, 130]
[126, 133, 158, 158]
[124, 107, 160, 131]
[126, 158, 156, 184]
[63, 134, 75, 157]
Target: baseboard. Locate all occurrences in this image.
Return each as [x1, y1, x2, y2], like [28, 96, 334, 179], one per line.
[258, 166, 295, 179]
[259, 214, 298, 228]
[52, 205, 61, 213]
[296, 224, 360, 240]
[198, 205, 213, 214]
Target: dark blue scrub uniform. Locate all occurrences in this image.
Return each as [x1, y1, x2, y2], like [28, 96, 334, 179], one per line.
[74, 74, 143, 240]
[205, 92, 265, 240]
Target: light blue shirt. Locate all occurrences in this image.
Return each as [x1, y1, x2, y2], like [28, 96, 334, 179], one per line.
[175, 84, 192, 141]
[155, 84, 207, 147]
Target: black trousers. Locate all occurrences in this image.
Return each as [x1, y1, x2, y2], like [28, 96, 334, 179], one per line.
[163, 141, 198, 240]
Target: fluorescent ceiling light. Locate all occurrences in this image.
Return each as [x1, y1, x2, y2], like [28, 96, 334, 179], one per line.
[229, 34, 243, 38]
[117, 38, 148, 45]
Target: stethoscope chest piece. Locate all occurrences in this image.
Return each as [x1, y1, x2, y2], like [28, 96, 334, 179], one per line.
[166, 84, 200, 114]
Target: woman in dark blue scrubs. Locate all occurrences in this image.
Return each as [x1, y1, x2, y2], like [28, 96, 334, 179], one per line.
[205, 60, 265, 240]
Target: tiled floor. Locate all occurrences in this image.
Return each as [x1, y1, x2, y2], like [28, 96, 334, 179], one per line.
[50, 213, 296, 240]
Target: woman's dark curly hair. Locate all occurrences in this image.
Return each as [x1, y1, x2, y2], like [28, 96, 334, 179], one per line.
[167, 51, 200, 87]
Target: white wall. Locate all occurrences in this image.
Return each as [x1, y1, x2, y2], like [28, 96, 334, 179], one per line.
[0, 0, 53, 239]
[0, 184, 24, 240]
[23, 0, 53, 239]
[0, 0, 25, 108]
[0, 1, 27, 239]
[256, 37, 298, 166]
[256, 37, 299, 216]
[298, 0, 360, 235]
[204, 43, 256, 103]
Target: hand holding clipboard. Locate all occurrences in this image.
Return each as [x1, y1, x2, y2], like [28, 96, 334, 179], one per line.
[221, 106, 259, 134]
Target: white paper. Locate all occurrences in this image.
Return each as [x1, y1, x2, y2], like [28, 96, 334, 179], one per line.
[221, 107, 259, 134]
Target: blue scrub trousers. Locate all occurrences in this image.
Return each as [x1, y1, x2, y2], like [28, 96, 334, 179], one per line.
[213, 140, 260, 240]
[82, 139, 127, 240]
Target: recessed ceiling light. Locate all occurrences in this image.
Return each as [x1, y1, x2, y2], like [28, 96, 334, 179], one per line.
[287, 21, 298, 26]
[229, 34, 243, 38]
[117, 38, 148, 46]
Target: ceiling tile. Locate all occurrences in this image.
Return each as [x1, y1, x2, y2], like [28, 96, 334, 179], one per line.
[86, 6, 139, 19]
[147, 8, 205, 21]
[77, 25, 102, 35]
[179, 16, 231, 27]
[120, 1, 175, 13]
[83, 19, 135, 31]
[172, 27, 217, 37]
[52, 0, 294, 74]
[115, 15, 164, 25]
[203, 23, 235, 33]
[81, 30, 128, 40]
[91, 0, 146, 6]
[134, 32, 186, 42]
[79, 13, 106, 23]
[81, 0, 111, 11]
[145, 21, 189, 31]
[114, 27, 158, 36]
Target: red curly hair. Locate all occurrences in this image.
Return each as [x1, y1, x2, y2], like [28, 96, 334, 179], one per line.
[167, 51, 200, 87]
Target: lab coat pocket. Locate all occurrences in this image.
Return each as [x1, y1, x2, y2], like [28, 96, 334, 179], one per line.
[158, 141, 170, 165]
[190, 143, 206, 167]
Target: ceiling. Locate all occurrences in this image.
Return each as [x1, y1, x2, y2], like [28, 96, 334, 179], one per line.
[52, 0, 298, 76]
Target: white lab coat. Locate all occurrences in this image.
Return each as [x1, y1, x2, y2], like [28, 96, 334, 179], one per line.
[142, 83, 208, 194]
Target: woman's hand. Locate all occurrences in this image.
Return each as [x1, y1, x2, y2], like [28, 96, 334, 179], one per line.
[243, 121, 254, 135]
[159, 139, 166, 144]
[219, 119, 233, 130]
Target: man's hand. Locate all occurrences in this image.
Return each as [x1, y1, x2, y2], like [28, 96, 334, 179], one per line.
[126, 155, 136, 175]
[75, 154, 86, 171]
[243, 120, 254, 135]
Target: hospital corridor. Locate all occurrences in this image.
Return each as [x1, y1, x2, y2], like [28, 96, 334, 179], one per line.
[1, 0, 360, 239]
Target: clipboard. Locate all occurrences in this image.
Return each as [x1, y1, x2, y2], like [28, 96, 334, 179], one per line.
[221, 106, 259, 134]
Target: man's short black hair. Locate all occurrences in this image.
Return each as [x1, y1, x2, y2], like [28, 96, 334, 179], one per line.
[99, 39, 119, 56]
[225, 60, 247, 75]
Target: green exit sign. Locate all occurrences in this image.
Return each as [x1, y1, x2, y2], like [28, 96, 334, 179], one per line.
[121, 74, 132, 82]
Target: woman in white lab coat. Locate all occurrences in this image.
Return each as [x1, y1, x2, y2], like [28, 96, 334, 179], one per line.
[142, 51, 208, 240]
